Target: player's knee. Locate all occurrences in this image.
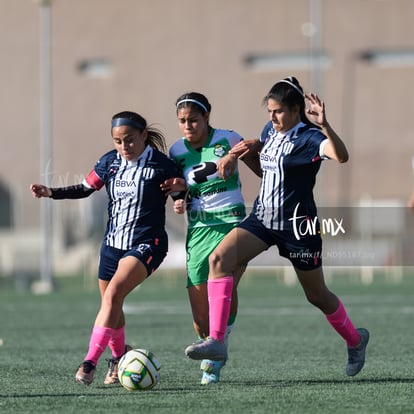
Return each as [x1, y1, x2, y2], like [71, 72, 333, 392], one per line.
[305, 294, 321, 309]
[102, 288, 124, 309]
[304, 289, 334, 312]
[208, 250, 227, 274]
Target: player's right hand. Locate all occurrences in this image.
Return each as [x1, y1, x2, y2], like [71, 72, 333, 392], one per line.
[30, 184, 51, 198]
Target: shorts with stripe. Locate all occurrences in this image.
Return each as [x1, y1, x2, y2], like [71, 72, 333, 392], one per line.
[238, 213, 322, 270]
[98, 240, 167, 281]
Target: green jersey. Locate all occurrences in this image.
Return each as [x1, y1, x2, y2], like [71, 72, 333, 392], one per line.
[169, 128, 246, 228]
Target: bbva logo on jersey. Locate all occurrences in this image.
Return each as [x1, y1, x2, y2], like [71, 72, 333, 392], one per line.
[115, 180, 137, 187]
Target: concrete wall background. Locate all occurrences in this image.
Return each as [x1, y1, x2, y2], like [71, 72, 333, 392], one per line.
[1, 0, 413, 276]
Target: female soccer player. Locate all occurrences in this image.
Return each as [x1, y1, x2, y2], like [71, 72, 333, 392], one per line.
[163, 92, 252, 384]
[30, 111, 183, 386]
[184, 77, 369, 377]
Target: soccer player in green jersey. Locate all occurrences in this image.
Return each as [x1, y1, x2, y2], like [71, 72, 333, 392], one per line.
[167, 92, 257, 384]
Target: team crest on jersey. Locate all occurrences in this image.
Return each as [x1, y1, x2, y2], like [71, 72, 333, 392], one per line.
[109, 159, 121, 175]
[213, 144, 226, 157]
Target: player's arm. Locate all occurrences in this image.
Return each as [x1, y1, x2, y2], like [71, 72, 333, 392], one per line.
[216, 152, 238, 180]
[30, 168, 105, 200]
[160, 177, 187, 200]
[30, 183, 95, 199]
[319, 123, 349, 163]
[306, 93, 349, 163]
[230, 139, 263, 177]
[161, 177, 188, 215]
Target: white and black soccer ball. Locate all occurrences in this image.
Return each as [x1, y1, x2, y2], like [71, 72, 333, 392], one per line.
[117, 348, 161, 391]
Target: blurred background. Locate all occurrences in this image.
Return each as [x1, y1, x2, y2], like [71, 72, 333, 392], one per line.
[1, 0, 414, 290]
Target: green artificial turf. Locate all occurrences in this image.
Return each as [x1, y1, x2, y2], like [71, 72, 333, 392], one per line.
[0, 269, 413, 413]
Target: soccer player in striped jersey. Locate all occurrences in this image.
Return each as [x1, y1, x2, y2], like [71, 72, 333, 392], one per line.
[184, 77, 369, 378]
[30, 111, 183, 386]
[165, 92, 252, 384]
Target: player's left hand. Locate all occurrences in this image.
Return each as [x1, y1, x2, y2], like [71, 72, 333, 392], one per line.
[305, 93, 327, 127]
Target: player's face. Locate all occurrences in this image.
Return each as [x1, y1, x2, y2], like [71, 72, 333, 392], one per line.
[267, 98, 300, 133]
[112, 126, 148, 161]
[177, 107, 210, 148]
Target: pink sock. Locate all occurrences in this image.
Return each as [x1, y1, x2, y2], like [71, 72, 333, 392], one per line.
[108, 326, 126, 359]
[84, 326, 114, 365]
[208, 276, 234, 342]
[326, 299, 360, 347]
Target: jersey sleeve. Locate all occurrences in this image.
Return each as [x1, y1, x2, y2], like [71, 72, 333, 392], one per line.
[160, 154, 185, 200]
[50, 183, 95, 199]
[319, 138, 330, 159]
[166, 156, 182, 180]
[259, 121, 273, 144]
[85, 150, 118, 190]
[227, 130, 244, 148]
[304, 128, 328, 162]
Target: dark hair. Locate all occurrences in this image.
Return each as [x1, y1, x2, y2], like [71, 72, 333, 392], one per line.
[262, 76, 313, 126]
[111, 111, 167, 153]
[175, 92, 211, 115]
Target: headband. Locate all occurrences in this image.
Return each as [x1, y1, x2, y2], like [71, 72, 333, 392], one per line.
[111, 117, 145, 130]
[277, 79, 304, 97]
[176, 98, 208, 113]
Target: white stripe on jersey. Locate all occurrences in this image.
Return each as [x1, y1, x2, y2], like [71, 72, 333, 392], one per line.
[106, 149, 150, 250]
[257, 128, 295, 230]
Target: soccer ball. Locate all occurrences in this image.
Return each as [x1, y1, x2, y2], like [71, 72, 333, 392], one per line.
[117, 348, 161, 391]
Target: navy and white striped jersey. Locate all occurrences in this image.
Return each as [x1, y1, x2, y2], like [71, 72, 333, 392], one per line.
[253, 121, 327, 230]
[83, 145, 180, 250]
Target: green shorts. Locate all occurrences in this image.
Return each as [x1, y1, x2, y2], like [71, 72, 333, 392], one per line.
[186, 222, 239, 288]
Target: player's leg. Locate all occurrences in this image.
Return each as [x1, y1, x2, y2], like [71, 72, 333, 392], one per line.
[187, 224, 240, 384]
[76, 254, 148, 385]
[208, 228, 266, 342]
[198, 285, 240, 384]
[99, 256, 148, 385]
[188, 284, 215, 383]
[187, 230, 211, 341]
[105, 242, 166, 385]
[187, 264, 241, 340]
[294, 266, 369, 376]
[75, 245, 118, 386]
[185, 226, 268, 361]
[97, 256, 148, 326]
[89, 277, 132, 384]
[188, 284, 209, 338]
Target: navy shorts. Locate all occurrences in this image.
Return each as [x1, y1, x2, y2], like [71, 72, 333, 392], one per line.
[98, 241, 168, 281]
[238, 213, 322, 270]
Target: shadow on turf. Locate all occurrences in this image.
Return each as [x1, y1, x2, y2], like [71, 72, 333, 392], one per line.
[0, 386, 197, 399]
[224, 377, 414, 387]
[0, 393, 105, 399]
[1, 378, 413, 399]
